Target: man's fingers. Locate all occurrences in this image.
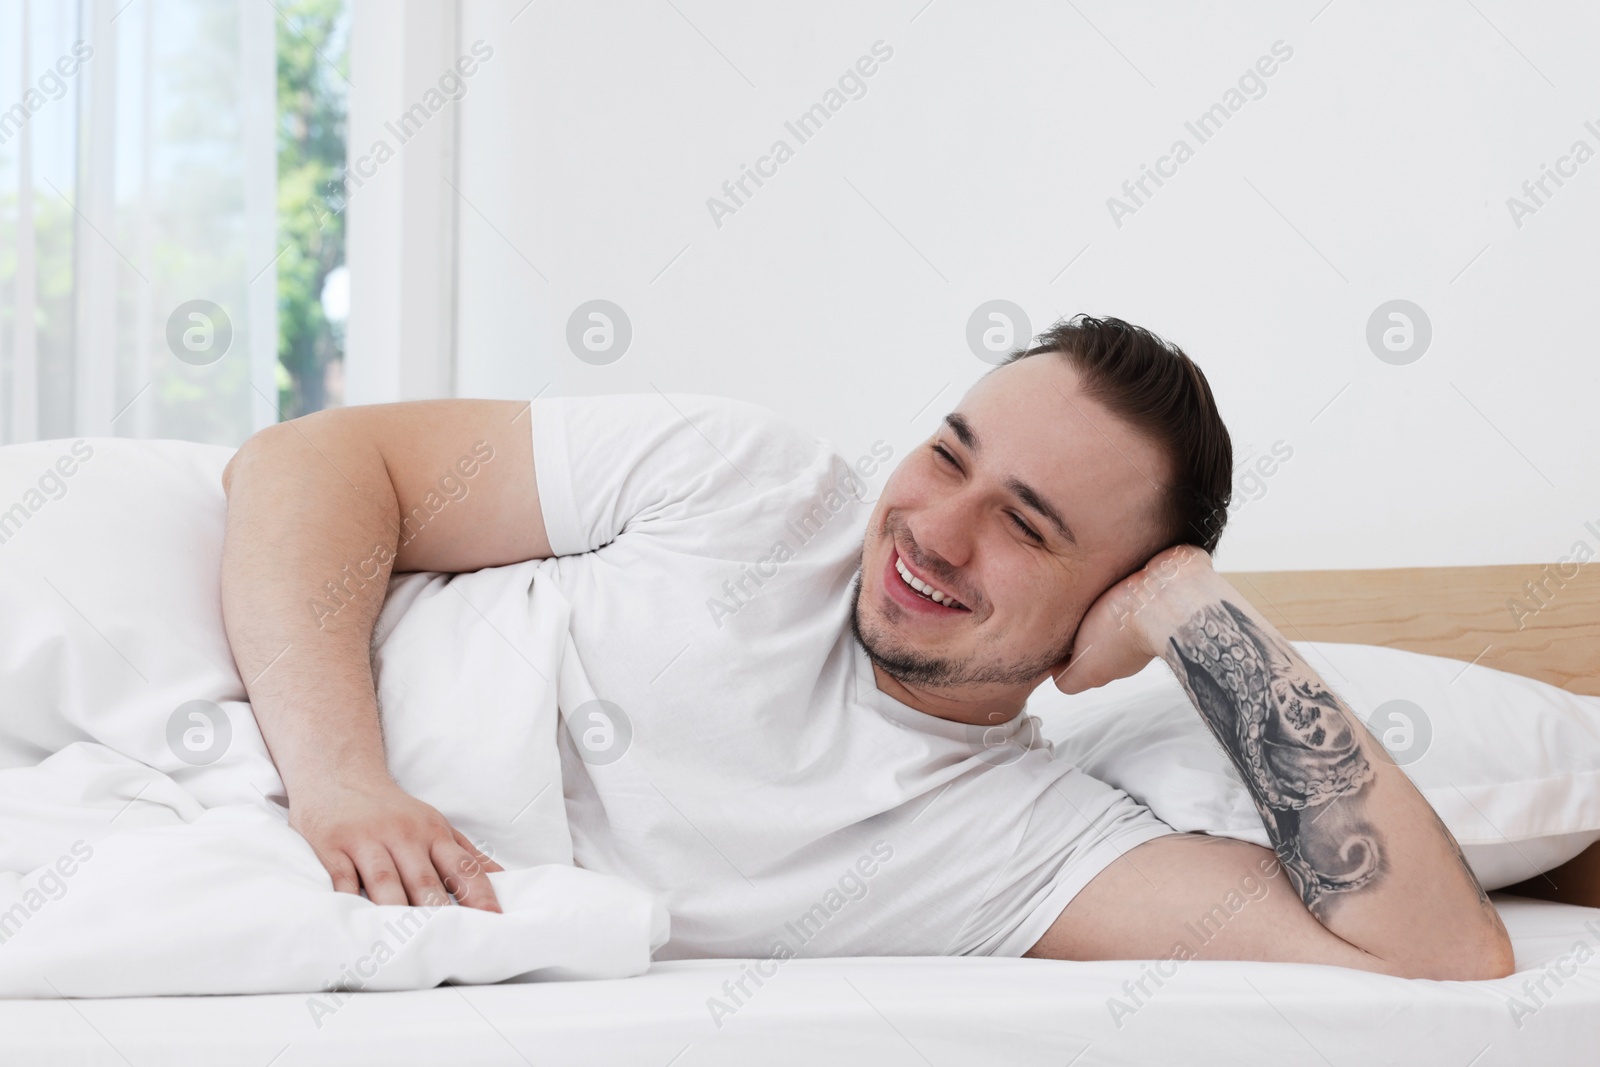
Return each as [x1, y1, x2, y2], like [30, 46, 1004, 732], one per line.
[1053, 644, 1101, 694]
[323, 851, 362, 896]
[435, 840, 503, 913]
[349, 846, 409, 906]
[292, 792, 507, 911]
[392, 845, 455, 908]
[452, 829, 503, 873]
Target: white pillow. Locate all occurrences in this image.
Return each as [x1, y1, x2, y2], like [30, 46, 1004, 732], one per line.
[0, 437, 248, 783]
[0, 437, 575, 864]
[1032, 641, 1600, 890]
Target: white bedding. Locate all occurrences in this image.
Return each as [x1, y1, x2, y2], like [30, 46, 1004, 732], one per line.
[0, 438, 665, 995]
[1, 894, 1594, 1065]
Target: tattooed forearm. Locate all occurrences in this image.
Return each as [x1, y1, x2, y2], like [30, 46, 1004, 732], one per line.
[1162, 600, 1385, 920]
[1423, 786, 1509, 933]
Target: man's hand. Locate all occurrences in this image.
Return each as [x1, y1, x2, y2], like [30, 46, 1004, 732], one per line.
[289, 778, 504, 912]
[1052, 544, 1219, 695]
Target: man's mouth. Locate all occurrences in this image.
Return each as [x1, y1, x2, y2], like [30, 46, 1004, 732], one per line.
[885, 546, 970, 613]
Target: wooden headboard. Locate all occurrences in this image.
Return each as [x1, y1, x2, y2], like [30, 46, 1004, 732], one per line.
[1222, 564, 1599, 697]
[1222, 563, 1600, 908]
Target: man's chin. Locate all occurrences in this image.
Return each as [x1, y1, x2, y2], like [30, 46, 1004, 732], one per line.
[850, 570, 1061, 690]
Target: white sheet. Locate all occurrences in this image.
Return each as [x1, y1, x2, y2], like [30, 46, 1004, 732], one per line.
[1, 895, 1593, 1065]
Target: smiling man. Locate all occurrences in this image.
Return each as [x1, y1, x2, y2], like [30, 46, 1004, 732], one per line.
[220, 314, 1512, 980]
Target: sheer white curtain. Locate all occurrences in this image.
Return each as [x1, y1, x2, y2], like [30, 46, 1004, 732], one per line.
[0, 0, 276, 446]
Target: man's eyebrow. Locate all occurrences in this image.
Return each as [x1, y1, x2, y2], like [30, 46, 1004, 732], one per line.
[942, 413, 1079, 547]
[944, 412, 981, 454]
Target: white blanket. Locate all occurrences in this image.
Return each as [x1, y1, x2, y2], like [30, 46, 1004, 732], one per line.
[0, 438, 667, 998]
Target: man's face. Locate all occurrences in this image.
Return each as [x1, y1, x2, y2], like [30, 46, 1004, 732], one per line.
[851, 355, 1171, 712]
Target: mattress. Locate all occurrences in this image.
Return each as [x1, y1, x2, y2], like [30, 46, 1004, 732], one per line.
[4, 893, 1594, 1066]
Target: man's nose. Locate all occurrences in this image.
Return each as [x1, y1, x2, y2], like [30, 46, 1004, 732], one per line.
[908, 491, 976, 573]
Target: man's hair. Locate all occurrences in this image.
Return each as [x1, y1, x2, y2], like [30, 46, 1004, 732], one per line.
[998, 314, 1234, 555]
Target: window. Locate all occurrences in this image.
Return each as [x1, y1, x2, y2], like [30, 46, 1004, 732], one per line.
[275, 0, 349, 419]
[0, 0, 348, 446]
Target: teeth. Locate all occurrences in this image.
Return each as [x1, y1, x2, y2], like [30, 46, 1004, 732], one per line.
[895, 555, 965, 609]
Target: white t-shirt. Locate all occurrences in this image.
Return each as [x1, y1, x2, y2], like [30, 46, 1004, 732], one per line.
[529, 392, 1177, 960]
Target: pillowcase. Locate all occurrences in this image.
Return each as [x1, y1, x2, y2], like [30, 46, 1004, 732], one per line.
[0, 436, 576, 863]
[1031, 641, 1600, 890]
[0, 437, 247, 781]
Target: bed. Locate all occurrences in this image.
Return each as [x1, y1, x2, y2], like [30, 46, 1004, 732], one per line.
[3, 563, 1597, 1066]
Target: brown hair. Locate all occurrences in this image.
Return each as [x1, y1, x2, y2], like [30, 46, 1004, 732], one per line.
[998, 314, 1234, 555]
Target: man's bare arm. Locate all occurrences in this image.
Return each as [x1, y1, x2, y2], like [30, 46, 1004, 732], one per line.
[1047, 547, 1513, 980]
[220, 399, 554, 911]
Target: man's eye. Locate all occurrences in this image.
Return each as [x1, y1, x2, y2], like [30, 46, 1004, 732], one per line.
[933, 444, 1043, 544]
[1010, 513, 1044, 544]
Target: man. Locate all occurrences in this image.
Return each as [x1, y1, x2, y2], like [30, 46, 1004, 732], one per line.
[219, 314, 1513, 979]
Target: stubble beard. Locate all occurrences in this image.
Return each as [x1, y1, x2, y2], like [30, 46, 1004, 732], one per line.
[846, 547, 1071, 691]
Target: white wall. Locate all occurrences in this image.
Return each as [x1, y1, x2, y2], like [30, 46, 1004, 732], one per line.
[345, 0, 460, 405]
[448, 0, 1599, 571]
